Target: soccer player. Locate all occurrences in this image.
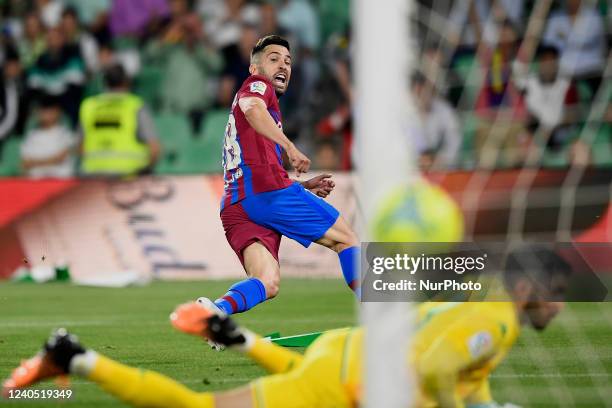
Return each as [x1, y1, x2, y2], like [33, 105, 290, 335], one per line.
[202, 34, 360, 318]
[3, 246, 570, 407]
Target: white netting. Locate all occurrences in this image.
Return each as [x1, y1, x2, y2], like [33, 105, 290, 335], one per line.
[360, 0, 612, 406]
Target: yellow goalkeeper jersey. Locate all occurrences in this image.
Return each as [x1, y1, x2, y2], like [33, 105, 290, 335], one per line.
[341, 301, 520, 407]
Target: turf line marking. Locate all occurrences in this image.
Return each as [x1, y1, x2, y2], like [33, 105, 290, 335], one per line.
[492, 373, 610, 379]
[0, 320, 125, 328]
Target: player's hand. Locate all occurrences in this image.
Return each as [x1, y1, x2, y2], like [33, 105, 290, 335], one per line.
[302, 174, 335, 198]
[286, 143, 311, 177]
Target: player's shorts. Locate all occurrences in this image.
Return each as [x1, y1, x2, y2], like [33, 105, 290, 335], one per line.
[251, 328, 360, 408]
[220, 203, 282, 265]
[221, 182, 340, 264]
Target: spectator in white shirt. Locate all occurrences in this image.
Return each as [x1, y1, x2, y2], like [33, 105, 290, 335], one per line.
[513, 44, 580, 149]
[20, 95, 75, 178]
[542, 0, 606, 95]
[410, 73, 462, 170]
[198, 0, 260, 48]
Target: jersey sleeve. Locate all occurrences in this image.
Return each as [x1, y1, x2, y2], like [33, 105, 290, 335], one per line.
[415, 314, 506, 407]
[237, 77, 274, 106]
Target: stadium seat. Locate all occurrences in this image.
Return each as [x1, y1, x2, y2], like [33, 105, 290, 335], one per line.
[154, 113, 193, 174]
[134, 66, 164, 109]
[460, 113, 478, 168]
[591, 125, 612, 168]
[541, 146, 570, 168]
[195, 109, 228, 173]
[450, 54, 482, 108]
[0, 137, 22, 176]
[318, 0, 350, 41]
[176, 141, 221, 174]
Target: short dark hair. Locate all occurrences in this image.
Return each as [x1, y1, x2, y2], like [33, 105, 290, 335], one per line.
[104, 64, 129, 89]
[536, 44, 560, 59]
[503, 244, 572, 292]
[411, 71, 427, 86]
[61, 6, 79, 20]
[251, 35, 290, 60]
[38, 93, 61, 109]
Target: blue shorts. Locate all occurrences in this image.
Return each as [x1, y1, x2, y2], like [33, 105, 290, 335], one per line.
[240, 182, 340, 248]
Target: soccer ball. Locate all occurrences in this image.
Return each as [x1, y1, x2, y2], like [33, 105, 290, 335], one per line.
[372, 179, 464, 243]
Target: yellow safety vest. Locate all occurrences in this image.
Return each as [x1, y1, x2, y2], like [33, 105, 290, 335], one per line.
[80, 93, 150, 175]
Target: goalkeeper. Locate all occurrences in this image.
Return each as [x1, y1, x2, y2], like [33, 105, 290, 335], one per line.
[3, 246, 570, 407]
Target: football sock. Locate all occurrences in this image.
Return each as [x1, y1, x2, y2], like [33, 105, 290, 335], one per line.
[238, 331, 304, 374]
[214, 278, 267, 315]
[84, 353, 215, 408]
[338, 246, 361, 297]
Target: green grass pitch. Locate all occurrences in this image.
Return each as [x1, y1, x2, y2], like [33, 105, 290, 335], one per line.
[0, 280, 610, 407]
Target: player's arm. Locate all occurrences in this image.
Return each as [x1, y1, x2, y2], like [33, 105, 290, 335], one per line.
[239, 96, 310, 175]
[298, 173, 336, 198]
[465, 379, 493, 406]
[417, 319, 503, 408]
[417, 337, 470, 408]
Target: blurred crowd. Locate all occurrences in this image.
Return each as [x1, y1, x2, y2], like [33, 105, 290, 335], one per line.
[0, 0, 610, 178]
[0, 0, 351, 177]
[410, 0, 611, 170]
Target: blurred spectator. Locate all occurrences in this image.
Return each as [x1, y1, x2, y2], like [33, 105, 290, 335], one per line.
[317, 27, 353, 170]
[259, 2, 278, 36]
[143, 0, 192, 42]
[145, 9, 222, 133]
[61, 7, 100, 73]
[79, 64, 161, 176]
[325, 28, 352, 104]
[63, 0, 111, 31]
[109, 0, 169, 37]
[513, 0, 582, 154]
[20, 95, 75, 178]
[420, 43, 447, 95]
[568, 138, 592, 167]
[318, 0, 350, 42]
[515, 45, 580, 147]
[0, 44, 21, 145]
[542, 0, 606, 97]
[316, 104, 351, 169]
[16, 13, 46, 69]
[28, 27, 85, 127]
[62, 0, 111, 46]
[448, 0, 524, 50]
[217, 23, 259, 107]
[85, 43, 119, 95]
[199, 0, 261, 48]
[473, 17, 526, 168]
[35, 0, 64, 28]
[277, 0, 319, 52]
[277, 0, 321, 108]
[314, 140, 340, 170]
[409, 72, 462, 170]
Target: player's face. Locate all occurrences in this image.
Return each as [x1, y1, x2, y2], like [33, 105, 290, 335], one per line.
[525, 301, 565, 331]
[254, 45, 292, 95]
[525, 275, 567, 330]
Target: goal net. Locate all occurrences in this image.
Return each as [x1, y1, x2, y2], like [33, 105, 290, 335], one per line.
[357, 0, 611, 406]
